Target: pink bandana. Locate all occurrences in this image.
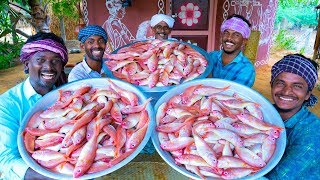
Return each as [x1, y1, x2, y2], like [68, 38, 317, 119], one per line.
[20, 39, 68, 66]
[221, 17, 251, 39]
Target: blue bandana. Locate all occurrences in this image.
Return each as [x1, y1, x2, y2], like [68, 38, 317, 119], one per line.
[271, 54, 319, 107]
[78, 25, 108, 43]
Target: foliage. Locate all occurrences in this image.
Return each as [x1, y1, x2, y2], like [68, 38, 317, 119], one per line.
[48, 0, 81, 20]
[0, 37, 24, 70]
[275, 0, 319, 28]
[278, 0, 319, 9]
[273, 29, 296, 50]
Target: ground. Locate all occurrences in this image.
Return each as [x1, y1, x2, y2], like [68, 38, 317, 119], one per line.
[0, 44, 319, 117]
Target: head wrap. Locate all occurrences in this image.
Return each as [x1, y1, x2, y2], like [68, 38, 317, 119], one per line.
[20, 39, 68, 66]
[78, 25, 108, 43]
[221, 17, 251, 39]
[271, 54, 319, 107]
[150, 14, 175, 28]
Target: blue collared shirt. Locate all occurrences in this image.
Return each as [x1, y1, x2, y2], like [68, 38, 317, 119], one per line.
[0, 78, 42, 179]
[209, 50, 256, 87]
[68, 58, 104, 82]
[266, 106, 320, 179]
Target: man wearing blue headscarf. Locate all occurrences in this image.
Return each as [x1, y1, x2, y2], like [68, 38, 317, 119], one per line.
[68, 25, 108, 82]
[266, 54, 320, 179]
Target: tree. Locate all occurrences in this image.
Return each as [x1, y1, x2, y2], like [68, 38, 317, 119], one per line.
[50, 0, 81, 41]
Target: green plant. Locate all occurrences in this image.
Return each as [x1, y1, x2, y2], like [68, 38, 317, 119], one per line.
[0, 37, 24, 70]
[274, 29, 296, 50]
[299, 47, 305, 54]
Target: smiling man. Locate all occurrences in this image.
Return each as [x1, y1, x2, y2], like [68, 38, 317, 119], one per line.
[68, 25, 108, 82]
[265, 54, 320, 179]
[209, 14, 255, 87]
[150, 13, 175, 40]
[0, 32, 68, 179]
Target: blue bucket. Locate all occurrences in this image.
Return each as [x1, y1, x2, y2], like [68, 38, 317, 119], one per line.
[103, 40, 213, 107]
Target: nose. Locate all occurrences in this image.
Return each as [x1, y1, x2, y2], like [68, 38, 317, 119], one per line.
[282, 85, 293, 94]
[42, 60, 54, 70]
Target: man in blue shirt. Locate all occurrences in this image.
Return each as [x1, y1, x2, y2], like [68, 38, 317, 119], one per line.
[209, 14, 256, 87]
[0, 32, 68, 179]
[266, 54, 320, 179]
[68, 25, 108, 82]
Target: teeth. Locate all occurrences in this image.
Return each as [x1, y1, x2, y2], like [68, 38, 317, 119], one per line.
[226, 42, 234, 45]
[41, 73, 54, 80]
[92, 50, 102, 56]
[279, 96, 293, 101]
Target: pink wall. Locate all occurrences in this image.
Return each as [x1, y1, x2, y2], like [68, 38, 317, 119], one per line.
[83, 0, 278, 66]
[83, 0, 160, 52]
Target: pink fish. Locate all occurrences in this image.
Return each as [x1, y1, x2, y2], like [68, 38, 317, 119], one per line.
[261, 136, 276, 162]
[108, 78, 139, 106]
[32, 149, 68, 168]
[105, 51, 140, 60]
[126, 122, 148, 149]
[110, 102, 123, 123]
[206, 128, 243, 147]
[217, 156, 252, 169]
[175, 154, 210, 167]
[236, 113, 283, 132]
[35, 133, 65, 148]
[146, 53, 158, 72]
[193, 132, 217, 167]
[121, 97, 152, 114]
[62, 110, 96, 147]
[221, 167, 257, 179]
[73, 125, 99, 178]
[235, 146, 266, 168]
[193, 85, 230, 96]
[51, 162, 74, 175]
[24, 132, 35, 153]
[27, 110, 45, 128]
[160, 137, 194, 151]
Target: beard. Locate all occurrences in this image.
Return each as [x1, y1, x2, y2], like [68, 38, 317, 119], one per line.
[85, 48, 104, 62]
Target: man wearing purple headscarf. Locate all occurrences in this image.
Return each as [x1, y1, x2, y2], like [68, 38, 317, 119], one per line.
[209, 14, 255, 87]
[266, 54, 320, 179]
[0, 32, 68, 179]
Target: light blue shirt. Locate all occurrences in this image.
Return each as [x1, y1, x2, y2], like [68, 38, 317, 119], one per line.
[0, 78, 42, 179]
[209, 50, 256, 87]
[266, 106, 320, 179]
[68, 58, 104, 82]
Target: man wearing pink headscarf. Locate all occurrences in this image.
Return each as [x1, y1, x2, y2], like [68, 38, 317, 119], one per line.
[0, 32, 68, 180]
[209, 14, 256, 87]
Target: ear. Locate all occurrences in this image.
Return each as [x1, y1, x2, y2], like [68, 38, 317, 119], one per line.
[242, 38, 248, 48]
[23, 61, 29, 74]
[80, 43, 85, 50]
[305, 91, 312, 101]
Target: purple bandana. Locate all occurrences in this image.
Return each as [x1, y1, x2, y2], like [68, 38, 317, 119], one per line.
[20, 39, 68, 66]
[221, 17, 251, 39]
[271, 54, 318, 106]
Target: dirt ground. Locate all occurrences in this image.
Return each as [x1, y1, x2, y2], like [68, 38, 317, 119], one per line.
[0, 48, 319, 117]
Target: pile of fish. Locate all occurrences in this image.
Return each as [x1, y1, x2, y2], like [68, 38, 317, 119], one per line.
[105, 39, 208, 88]
[155, 84, 283, 179]
[22, 79, 151, 178]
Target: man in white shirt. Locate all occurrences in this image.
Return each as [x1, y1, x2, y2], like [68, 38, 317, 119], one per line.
[68, 25, 108, 82]
[150, 14, 175, 40]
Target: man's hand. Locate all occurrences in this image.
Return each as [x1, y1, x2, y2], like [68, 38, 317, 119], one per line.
[25, 168, 55, 180]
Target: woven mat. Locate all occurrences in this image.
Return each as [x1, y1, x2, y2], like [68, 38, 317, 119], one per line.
[96, 161, 187, 180]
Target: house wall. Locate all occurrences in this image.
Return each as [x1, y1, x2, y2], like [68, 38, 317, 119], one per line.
[83, 0, 278, 66]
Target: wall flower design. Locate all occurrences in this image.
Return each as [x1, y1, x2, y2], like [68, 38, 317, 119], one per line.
[178, 3, 201, 27]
